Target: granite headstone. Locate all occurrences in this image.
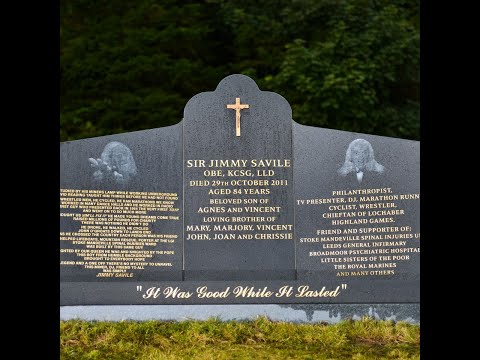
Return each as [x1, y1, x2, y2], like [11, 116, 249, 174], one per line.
[60, 74, 419, 307]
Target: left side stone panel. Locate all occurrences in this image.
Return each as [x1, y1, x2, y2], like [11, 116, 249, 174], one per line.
[60, 123, 183, 287]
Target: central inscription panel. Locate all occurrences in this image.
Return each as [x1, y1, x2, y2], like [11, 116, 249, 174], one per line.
[183, 75, 295, 280]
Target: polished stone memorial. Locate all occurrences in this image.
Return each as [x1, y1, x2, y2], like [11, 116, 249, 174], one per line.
[60, 75, 419, 307]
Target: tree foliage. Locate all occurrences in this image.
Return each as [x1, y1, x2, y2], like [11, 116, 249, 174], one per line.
[61, 0, 419, 141]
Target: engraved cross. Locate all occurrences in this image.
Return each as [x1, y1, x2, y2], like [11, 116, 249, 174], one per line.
[226, 97, 249, 137]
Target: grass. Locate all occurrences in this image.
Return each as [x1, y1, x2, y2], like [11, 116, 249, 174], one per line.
[60, 317, 420, 359]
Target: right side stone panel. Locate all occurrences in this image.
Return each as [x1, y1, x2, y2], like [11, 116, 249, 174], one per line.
[293, 123, 420, 302]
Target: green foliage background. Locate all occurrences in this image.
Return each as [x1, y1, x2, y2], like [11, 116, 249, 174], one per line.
[60, 0, 419, 141]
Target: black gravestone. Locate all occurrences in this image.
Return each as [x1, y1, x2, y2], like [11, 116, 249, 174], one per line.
[60, 74, 419, 306]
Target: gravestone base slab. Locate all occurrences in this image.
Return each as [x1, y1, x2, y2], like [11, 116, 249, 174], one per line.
[60, 304, 419, 324]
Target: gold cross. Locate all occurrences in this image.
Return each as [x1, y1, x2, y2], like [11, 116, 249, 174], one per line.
[226, 97, 249, 136]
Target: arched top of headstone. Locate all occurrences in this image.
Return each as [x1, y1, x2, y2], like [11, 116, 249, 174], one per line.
[184, 74, 292, 123]
[182, 74, 293, 162]
[214, 74, 260, 92]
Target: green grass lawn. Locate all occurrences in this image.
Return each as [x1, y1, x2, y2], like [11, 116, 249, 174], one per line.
[60, 317, 419, 359]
